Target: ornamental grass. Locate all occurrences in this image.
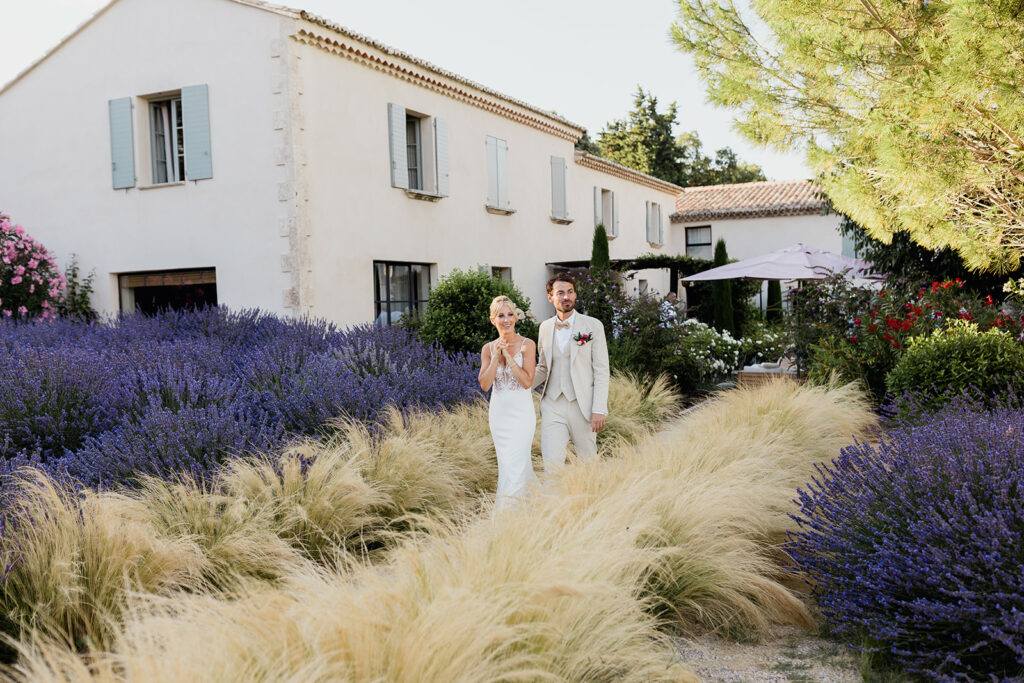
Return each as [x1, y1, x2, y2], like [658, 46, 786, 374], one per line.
[2, 378, 875, 680]
[0, 472, 208, 653]
[9, 479, 694, 682]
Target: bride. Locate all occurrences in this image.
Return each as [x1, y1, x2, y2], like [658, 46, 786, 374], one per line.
[478, 295, 537, 509]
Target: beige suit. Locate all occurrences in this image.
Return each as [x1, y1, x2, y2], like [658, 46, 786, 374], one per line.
[532, 312, 610, 471]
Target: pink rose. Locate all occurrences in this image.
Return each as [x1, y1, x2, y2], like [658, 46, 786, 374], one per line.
[2, 310, 11, 317]
[16, 306, 27, 316]
[28, 259, 38, 269]
[10, 276, 22, 285]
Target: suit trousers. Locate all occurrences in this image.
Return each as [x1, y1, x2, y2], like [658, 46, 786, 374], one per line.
[540, 394, 598, 472]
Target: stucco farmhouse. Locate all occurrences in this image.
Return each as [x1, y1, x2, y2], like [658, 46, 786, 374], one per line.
[0, 0, 695, 324]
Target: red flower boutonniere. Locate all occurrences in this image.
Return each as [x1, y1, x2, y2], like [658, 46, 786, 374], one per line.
[573, 332, 593, 346]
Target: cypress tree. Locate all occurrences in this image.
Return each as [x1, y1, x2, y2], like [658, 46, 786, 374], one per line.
[711, 238, 735, 336]
[766, 280, 782, 323]
[587, 223, 614, 334]
[591, 223, 610, 268]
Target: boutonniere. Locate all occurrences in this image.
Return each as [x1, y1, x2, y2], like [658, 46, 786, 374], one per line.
[573, 332, 593, 346]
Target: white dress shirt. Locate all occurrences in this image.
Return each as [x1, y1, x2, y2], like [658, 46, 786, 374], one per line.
[554, 311, 576, 353]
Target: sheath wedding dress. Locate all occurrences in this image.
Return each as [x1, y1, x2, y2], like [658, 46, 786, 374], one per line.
[489, 350, 537, 509]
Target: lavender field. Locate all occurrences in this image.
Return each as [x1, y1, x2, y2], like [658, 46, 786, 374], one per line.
[0, 308, 481, 489]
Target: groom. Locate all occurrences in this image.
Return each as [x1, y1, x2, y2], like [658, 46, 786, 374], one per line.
[533, 272, 610, 472]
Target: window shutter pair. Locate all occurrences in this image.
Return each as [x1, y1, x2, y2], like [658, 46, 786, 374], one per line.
[388, 103, 450, 195]
[550, 156, 567, 219]
[485, 136, 509, 208]
[107, 84, 212, 189]
[646, 201, 664, 245]
[593, 187, 618, 236]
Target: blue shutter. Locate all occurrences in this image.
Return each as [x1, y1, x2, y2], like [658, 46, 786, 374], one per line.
[485, 136, 498, 206]
[182, 84, 213, 180]
[550, 156, 566, 219]
[434, 117, 450, 196]
[388, 103, 408, 189]
[593, 186, 602, 226]
[657, 203, 664, 245]
[496, 139, 509, 208]
[108, 97, 135, 189]
[611, 191, 619, 237]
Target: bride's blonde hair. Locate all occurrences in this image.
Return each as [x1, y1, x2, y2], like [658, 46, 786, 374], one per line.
[489, 295, 524, 321]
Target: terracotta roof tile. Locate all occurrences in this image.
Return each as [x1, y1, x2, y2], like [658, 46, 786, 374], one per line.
[670, 179, 827, 223]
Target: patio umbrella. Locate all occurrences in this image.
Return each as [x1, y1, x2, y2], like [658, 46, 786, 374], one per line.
[680, 243, 878, 282]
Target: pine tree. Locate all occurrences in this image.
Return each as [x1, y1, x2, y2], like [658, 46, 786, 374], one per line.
[596, 87, 764, 187]
[711, 239, 735, 336]
[672, 0, 1024, 272]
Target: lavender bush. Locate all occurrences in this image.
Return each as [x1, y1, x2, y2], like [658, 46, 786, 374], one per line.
[0, 308, 481, 488]
[789, 397, 1024, 681]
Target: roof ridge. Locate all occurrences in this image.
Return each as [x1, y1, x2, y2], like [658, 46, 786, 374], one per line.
[295, 10, 586, 134]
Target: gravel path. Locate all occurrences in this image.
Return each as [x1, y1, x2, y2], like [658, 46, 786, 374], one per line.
[672, 625, 862, 682]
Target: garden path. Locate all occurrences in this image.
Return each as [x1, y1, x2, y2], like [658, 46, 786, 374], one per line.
[672, 625, 860, 682]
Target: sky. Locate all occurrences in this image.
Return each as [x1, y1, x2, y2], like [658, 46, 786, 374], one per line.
[0, 0, 812, 181]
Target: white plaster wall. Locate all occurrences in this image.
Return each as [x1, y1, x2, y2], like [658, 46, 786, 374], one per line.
[672, 212, 845, 311]
[0, 0, 289, 315]
[672, 213, 843, 261]
[294, 33, 680, 325]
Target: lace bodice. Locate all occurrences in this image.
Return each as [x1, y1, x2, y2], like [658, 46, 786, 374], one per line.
[493, 351, 527, 392]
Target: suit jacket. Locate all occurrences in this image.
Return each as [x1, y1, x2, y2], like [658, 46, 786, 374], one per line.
[532, 312, 610, 418]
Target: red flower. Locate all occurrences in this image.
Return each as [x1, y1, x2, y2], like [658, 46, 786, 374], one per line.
[983, 295, 994, 306]
[854, 317, 862, 326]
[850, 335, 859, 344]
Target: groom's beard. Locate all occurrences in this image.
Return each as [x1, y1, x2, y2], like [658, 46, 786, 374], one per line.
[554, 302, 575, 315]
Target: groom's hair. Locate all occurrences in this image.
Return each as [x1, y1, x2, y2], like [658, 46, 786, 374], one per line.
[546, 272, 576, 294]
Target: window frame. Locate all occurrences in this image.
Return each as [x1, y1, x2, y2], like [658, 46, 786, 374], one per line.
[406, 114, 423, 191]
[685, 225, 713, 259]
[149, 96, 185, 184]
[373, 260, 432, 326]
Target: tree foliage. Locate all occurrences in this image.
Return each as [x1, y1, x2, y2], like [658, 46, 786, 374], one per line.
[596, 87, 765, 187]
[839, 213, 1024, 294]
[672, 0, 1024, 272]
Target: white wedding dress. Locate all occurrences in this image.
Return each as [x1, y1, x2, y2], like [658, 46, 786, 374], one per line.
[489, 350, 538, 509]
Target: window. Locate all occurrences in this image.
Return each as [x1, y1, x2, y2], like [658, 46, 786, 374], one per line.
[686, 226, 712, 259]
[491, 266, 512, 282]
[406, 115, 422, 190]
[593, 187, 618, 237]
[150, 97, 185, 184]
[387, 103, 449, 198]
[374, 261, 431, 326]
[118, 268, 217, 314]
[646, 201, 664, 246]
[107, 84, 213, 190]
[485, 135, 512, 213]
[638, 279, 649, 296]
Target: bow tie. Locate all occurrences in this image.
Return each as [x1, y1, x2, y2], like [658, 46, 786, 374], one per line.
[554, 319, 571, 330]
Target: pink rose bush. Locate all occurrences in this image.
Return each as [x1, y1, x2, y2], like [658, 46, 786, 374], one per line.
[0, 213, 66, 320]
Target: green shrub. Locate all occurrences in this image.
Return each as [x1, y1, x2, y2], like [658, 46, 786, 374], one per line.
[885, 323, 1024, 412]
[417, 268, 538, 354]
[56, 254, 97, 321]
